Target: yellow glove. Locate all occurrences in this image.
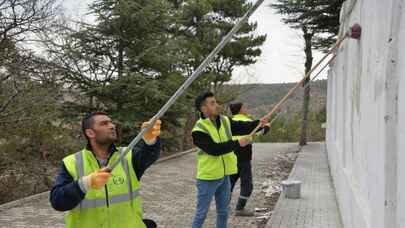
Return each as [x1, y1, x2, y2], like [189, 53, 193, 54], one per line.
[142, 120, 161, 144]
[81, 169, 112, 191]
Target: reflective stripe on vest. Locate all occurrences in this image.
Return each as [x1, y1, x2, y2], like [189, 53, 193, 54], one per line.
[79, 189, 140, 209]
[222, 116, 233, 140]
[119, 148, 135, 206]
[75, 152, 84, 178]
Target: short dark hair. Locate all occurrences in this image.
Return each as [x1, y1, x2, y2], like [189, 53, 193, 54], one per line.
[81, 111, 109, 140]
[195, 91, 215, 112]
[229, 102, 243, 115]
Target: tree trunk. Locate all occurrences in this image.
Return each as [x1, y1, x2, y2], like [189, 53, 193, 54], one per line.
[118, 39, 124, 79]
[116, 39, 124, 110]
[182, 110, 196, 151]
[299, 26, 313, 146]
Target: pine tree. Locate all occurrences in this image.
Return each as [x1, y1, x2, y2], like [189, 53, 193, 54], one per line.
[271, 0, 343, 145]
[48, 0, 266, 152]
[173, 0, 267, 149]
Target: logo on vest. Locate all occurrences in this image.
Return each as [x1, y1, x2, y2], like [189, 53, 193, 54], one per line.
[112, 176, 125, 185]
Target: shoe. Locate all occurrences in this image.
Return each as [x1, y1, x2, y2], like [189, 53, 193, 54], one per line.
[234, 209, 255, 217]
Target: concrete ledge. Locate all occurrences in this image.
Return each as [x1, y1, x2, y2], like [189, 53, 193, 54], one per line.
[154, 148, 197, 164]
[0, 191, 49, 212]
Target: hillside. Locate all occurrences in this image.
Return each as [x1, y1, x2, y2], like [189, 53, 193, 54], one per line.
[226, 79, 327, 117]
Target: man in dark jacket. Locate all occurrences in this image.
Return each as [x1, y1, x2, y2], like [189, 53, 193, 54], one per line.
[50, 111, 161, 228]
[229, 102, 270, 216]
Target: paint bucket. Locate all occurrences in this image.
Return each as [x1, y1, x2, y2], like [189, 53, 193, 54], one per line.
[281, 180, 301, 199]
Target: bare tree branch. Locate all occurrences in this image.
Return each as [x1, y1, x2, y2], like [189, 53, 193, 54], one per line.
[0, 0, 57, 45]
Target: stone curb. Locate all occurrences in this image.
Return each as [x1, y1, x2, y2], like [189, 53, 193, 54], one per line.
[0, 191, 50, 212]
[155, 148, 197, 164]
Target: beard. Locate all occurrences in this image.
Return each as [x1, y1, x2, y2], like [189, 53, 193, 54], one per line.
[95, 131, 118, 146]
[212, 109, 219, 117]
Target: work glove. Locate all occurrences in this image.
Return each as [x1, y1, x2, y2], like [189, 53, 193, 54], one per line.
[80, 168, 112, 191]
[141, 119, 161, 145]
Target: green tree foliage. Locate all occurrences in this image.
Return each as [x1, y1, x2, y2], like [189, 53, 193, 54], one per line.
[47, 0, 266, 152]
[255, 110, 326, 143]
[0, 0, 77, 204]
[0, 0, 69, 161]
[170, 0, 267, 149]
[271, 0, 343, 145]
[271, 0, 344, 51]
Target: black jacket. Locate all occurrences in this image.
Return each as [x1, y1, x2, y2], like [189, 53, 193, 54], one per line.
[234, 126, 269, 161]
[191, 115, 263, 161]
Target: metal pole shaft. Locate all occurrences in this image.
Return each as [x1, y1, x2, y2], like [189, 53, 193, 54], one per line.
[108, 0, 265, 171]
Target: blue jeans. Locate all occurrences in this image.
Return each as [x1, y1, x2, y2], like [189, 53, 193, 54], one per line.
[192, 176, 231, 228]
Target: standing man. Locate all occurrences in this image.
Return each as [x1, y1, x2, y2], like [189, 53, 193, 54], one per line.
[50, 111, 161, 228]
[191, 91, 268, 228]
[229, 102, 270, 216]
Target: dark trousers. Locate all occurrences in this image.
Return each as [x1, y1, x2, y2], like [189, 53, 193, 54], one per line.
[143, 219, 157, 228]
[230, 161, 253, 210]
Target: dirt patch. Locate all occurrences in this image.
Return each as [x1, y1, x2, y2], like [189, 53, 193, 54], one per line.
[255, 150, 299, 227]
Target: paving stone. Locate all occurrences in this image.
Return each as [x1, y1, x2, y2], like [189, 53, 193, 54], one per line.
[267, 143, 342, 228]
[0, 143, 298, 228]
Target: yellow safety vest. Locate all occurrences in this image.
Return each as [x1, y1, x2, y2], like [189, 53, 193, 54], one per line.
[192, 115, 237, 180]
[231, 114, 253, 141]
[62, 147, 146, 228]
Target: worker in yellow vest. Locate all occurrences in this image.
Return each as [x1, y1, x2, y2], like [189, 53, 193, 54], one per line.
[191, 91, 268, 228]
[229, 102, 270, 216]
[50, 111, 161, 228]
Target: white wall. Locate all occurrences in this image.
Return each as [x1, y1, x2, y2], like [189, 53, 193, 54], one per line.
[326, 0, 404, 228]
[396, 4, 405, 228]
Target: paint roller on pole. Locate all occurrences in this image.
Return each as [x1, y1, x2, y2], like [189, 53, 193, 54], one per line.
[106, 0, 266, 172]
[248, 23, 362, 137]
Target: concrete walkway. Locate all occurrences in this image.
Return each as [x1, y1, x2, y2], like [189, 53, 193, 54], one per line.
[267, 142, 343, 228]
[0, 143, 299, 228]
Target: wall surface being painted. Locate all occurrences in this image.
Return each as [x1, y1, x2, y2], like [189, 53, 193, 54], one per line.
[326, 0, 404, 228]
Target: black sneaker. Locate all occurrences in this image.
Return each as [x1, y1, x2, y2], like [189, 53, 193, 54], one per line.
[234, 209, 255, 217]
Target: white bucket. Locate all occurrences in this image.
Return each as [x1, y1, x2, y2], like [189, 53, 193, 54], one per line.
[281, 180, 302, 199]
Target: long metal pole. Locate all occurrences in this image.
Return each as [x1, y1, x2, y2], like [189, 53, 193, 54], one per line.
[107, 0, 265, 171]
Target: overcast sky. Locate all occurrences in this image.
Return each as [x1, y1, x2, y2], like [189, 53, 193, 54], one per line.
[62, 0, 326, 84]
